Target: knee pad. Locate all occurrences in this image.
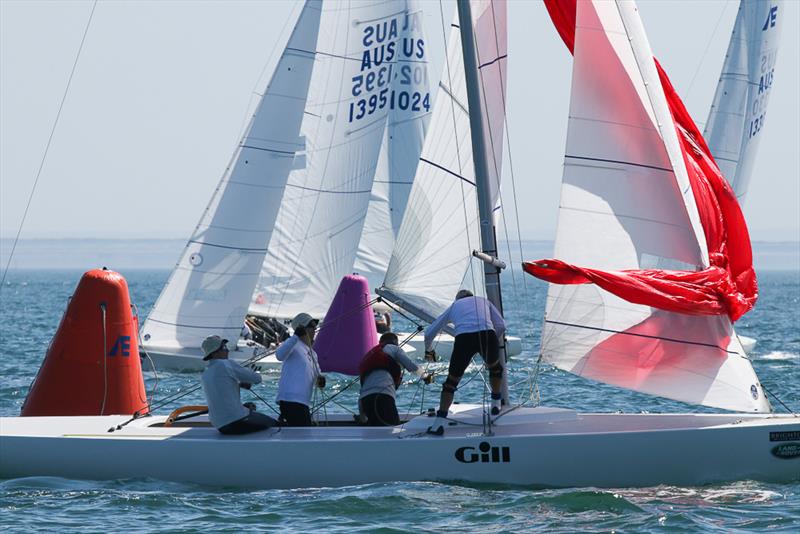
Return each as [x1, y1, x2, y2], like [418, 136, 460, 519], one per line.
[487, 361, 503, 379]
[443, 376, 459, 394]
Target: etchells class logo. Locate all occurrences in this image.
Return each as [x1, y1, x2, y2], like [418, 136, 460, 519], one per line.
[455, 442, 510, 464]
[762, 5, 778, 31]
[108, 335, 131, 357]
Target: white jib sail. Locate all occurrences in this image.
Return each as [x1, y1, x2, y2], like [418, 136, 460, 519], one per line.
[353, 1, 432, 295]
[704, 0, 782, 206]
[252, 1, 435, 319]
[541, 0, 770, 413]
[382, 0, 507, 318]
[142, 1, 322, 350]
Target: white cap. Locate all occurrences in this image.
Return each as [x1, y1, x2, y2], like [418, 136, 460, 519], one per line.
[291, 313, 316, 330]
[201, 335, 228, 360]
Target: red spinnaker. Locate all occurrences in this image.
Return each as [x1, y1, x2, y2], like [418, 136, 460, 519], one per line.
[527, 0, 757, 322]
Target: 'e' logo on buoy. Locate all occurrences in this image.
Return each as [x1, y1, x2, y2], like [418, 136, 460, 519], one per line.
[109, 336, 131, 357]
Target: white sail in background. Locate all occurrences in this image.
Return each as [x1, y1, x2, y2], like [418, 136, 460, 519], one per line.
[253, 1, 434, 319]
[382, 0, 507, 318]
[540, 0, 770, 412]
[354, 1, 432, 295]
[704, 0, 782, 206]
[142, 1, 322, 350]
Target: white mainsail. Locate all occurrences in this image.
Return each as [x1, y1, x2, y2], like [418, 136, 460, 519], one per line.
[704, 0, 782, 206]
[142, 1, 322, 350]
[252, 1, 434, 319]
[382, 0, 507, 318]
[540, 0, 770, 412]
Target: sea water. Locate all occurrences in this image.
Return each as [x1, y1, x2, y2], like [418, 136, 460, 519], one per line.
[1, 266, 798, 532]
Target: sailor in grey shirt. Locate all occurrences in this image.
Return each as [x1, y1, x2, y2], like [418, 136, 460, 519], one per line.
[200, 335, 276, 434]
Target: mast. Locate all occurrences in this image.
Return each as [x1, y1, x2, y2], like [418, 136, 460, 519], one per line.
[456, 0, 509, 404]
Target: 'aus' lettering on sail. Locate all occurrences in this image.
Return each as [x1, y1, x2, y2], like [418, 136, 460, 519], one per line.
[349, 10, 431, 123]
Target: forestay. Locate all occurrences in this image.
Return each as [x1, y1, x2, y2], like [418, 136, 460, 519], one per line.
[253, 0, 434, 319]
[142, 1, 322, 349]
[536, 0, 770, 412]
[704, 0, 782, 206]
[381, 0, 507, 318]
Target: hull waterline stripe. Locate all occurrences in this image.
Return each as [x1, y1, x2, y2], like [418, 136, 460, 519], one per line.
[544, 319, 739, 354]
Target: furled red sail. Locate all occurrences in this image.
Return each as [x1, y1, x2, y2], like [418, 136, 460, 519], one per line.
[527, 0, 757, 323]
[528, 0, 768, 412]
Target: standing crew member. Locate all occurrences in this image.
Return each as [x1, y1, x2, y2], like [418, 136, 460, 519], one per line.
[424, 289, 506, 435]
[275, 313, 326, 426]
[201, 335, 277, 435]
[358, 332, 433, 426]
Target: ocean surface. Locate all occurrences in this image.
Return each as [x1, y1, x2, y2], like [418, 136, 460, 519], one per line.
[1, 266, 798, 532]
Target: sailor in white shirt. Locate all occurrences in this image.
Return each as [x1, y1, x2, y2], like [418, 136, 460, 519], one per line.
[424, 290, 506, 435]
[275, 313, 326, 426]
[200, 335, 277, 434]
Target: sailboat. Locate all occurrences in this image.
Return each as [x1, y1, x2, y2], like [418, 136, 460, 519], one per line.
[139, 0, 520, 372]
[1, 0, 797, 490]
[703, 0, 783, 352]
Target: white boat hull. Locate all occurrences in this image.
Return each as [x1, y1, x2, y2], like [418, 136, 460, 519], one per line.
[402, 333, 522, 360]
[2, 406, 797, 489]
[143, 340, 281, 373]
[144, 334, 522, 373]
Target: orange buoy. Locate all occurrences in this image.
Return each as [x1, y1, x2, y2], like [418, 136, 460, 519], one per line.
[21, 268, 149, 416]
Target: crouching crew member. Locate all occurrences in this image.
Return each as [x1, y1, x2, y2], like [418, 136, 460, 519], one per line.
[276, 313, 326, 426]
[201, 335, 277, 435]
[359, 332, 433, 426]
[424, 290, 506, 435]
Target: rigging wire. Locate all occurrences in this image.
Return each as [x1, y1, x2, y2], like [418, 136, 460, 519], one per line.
[0, 0, 98, 289]
[683, 0, 730, 103]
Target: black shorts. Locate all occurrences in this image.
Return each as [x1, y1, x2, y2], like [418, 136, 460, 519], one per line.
[448, 330, 499, 378]
[218, 411, 277, 435]
[361, 393, 400, 426]
[279, 401, 312, 427]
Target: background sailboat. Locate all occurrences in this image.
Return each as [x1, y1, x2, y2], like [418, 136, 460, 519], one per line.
[703, 0, 783, 352]
[142, 0, 434, 370]
[142, 0, 522, 371]
[141, 0, 323, 369]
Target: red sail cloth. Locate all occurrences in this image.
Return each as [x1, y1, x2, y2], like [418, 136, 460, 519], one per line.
[529, 0, 757, 322]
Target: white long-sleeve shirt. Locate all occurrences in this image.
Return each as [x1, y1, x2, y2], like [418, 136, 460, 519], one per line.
[201, 359, 262, 429]
[424, 295, 506, 351]
[275, 335, 321, 407]
[359, 344, 424, 399]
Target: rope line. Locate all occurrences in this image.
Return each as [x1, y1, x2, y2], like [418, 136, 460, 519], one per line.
[1, 0, 98, 289]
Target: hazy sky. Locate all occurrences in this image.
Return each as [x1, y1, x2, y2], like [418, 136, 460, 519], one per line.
[1, 0, 798, 243]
